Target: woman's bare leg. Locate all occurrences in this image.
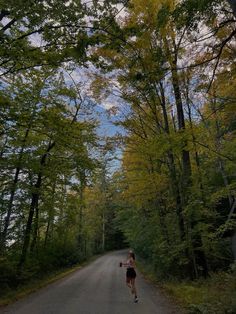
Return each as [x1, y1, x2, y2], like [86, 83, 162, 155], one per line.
[126, 277, 131, 288]
[131, 278, 137, 297]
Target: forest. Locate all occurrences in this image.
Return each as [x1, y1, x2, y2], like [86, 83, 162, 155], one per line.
[0, 0, 236, 312]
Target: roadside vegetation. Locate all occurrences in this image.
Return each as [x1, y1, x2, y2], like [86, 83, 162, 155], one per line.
[139, 259, 236, 313]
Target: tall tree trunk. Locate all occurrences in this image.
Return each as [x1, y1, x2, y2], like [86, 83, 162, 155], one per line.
[18, 97, 79, 267]
[0, 10, 10, 22]
[0, 125, 31, 250]
[18, 175, 41, 268]
[181, 72, 209, 277]
[0, 190, 5, 234]
[78, 171, 86, 253]
[170, 56, 192, 191]
[185, 84, 204, 195]
[102, 211, 105, 252]
[18, 141, 55, 268]
[102, 163, 108, 252]
[0, 135, 8, 158]
[44, 181, 56, 248]
[0, 167, 21, 250]
[158, 81, 186, 244]
[164, 38, 209, 278]
[163, 37, 192, 188]
[185, 85, 209, 277]
[158, 199, 171, 246]
[30, 201, 39, 253]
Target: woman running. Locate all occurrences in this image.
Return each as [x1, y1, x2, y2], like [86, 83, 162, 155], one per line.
[120, 250, 138, 303]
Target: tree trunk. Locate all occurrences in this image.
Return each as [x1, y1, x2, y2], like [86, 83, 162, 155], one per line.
[185, 85, 209, 277]
[159, 81, 186, 241]
[0, 135, 8, 158]
[164, 37, 209, 278]
[78, 171, 86, 253]
[18, 141, 55, 268]
[30, 201, 39, 253]
[0, 10, 10, 22]
[102, 211, 105, 251]
[0, 125, 31, 250]
[18, 175, 41, 268]
[170, 58, 192, 190]
[44, 182, 56, 247]
[0, 166, 21, 250]
[158, 200, 170, 246]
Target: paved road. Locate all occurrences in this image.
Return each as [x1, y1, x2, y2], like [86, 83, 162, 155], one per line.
[1, 250, 182, 314]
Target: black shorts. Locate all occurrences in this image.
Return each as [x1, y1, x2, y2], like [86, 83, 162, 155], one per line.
[126, 267, 136, 279]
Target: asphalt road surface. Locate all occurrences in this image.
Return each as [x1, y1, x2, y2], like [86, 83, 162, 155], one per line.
[1, 250, 182, 314]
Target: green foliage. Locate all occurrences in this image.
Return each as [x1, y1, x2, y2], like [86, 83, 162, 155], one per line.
[174, 0, 219, 29]
[0, 67, 123, 296]
[164, 266, 236, 314]
[88, 0, 236, 281]
[0, 258, 18, 293]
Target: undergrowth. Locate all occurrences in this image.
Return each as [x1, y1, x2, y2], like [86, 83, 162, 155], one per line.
[138, 259, 236, 314]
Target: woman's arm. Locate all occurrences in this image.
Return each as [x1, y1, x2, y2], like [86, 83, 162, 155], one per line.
[130, 257, 135, 268]
[120, 261, 129, 267]
[120, 258, 135, 268]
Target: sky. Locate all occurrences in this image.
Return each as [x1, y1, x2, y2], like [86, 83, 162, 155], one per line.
[58, 62, 128, 175]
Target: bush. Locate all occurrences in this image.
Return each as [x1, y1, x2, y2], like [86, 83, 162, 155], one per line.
[164, 265, 236, 314]
[0, 258, 19, 294]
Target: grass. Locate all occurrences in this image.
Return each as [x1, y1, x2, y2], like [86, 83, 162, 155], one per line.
[0, 254, 101, 307]
[137, 260, 236, 314]
[164, 270, 236, 314]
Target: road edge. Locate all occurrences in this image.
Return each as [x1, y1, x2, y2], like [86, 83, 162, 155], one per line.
[136, 260, 186, 313]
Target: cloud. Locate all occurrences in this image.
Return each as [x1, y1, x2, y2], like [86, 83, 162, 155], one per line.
[101, 101, 115, 110]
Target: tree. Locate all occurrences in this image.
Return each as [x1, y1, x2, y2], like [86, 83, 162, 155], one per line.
[88, 0, 236, 278]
